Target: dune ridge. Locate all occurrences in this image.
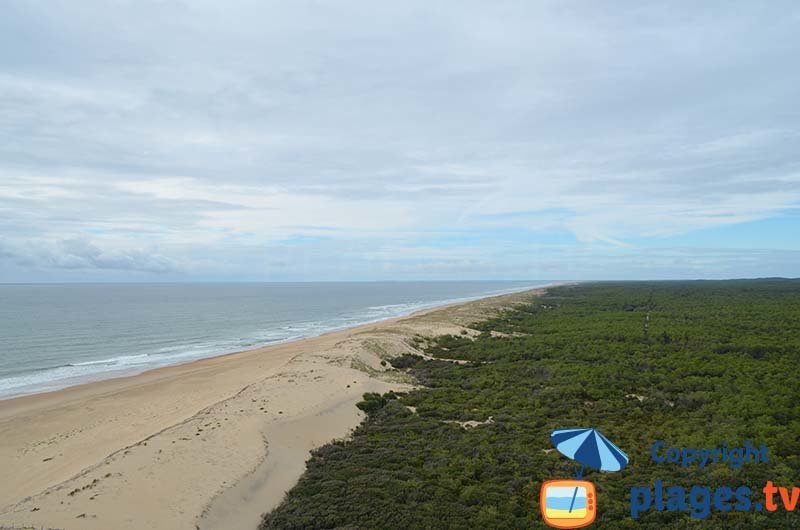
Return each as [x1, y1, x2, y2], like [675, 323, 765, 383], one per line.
[0, 288, 546, 530]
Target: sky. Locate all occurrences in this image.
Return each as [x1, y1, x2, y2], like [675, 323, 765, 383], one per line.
[1, 1, 799, 282]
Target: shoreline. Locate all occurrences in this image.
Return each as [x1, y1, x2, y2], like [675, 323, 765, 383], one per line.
[0, 286, 554, 530]
[0, 284, 553, 402]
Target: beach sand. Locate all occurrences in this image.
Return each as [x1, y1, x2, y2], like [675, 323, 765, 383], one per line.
[0, 288, 546, 530]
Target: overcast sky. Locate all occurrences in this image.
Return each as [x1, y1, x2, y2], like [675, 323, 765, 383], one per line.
[1, 1, 799, 282]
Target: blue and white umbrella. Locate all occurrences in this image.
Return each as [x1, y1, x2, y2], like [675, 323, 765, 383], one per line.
[550, 428, 629, 472]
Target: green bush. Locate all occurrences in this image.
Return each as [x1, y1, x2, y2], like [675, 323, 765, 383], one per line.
[262, 280, 800, 529]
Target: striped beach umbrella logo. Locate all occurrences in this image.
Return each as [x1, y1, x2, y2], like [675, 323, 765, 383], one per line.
[550, 428, 629, 472]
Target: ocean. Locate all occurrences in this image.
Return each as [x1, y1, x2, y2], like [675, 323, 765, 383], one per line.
[0, 281, 550, 399]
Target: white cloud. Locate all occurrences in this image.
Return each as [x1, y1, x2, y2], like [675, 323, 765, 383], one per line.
[0, 236, 177, 274]
[1, 1, 799, 280]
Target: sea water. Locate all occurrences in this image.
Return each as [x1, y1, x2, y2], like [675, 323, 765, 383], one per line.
[0, 281, 550, 398]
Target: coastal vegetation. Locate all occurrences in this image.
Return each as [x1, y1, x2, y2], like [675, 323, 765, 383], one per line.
[261, 280, 800, 529]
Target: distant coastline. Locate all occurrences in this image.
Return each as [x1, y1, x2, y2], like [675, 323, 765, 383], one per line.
[0, 281, 557, 400]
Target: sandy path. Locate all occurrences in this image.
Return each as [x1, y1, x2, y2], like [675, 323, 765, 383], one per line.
[0, 288, 546, 530]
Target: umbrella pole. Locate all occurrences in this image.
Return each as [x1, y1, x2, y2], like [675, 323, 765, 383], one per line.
[568, 465, 584, 513]
[568, 486, 579, 513]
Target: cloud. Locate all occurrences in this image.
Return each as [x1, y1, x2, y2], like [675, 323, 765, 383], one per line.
[1, 1, 799, 280]
[0, 237, 177, 274]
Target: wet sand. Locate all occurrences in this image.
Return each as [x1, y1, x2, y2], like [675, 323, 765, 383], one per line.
[0, 287, 547, 530]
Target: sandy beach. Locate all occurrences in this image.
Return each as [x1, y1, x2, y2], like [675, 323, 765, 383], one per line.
[0, 288, 546, 530]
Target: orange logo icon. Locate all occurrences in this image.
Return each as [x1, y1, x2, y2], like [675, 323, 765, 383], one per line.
[540, 480, 596, 529]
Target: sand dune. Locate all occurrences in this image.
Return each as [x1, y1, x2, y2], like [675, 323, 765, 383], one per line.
[0, 288, 544, 530]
